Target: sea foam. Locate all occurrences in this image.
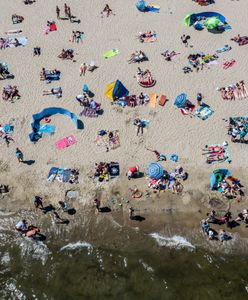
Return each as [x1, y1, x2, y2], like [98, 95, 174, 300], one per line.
[150, 233, 195, 250]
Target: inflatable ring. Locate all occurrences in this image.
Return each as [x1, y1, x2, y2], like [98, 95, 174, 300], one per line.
[132, 190, 142, 198]
[216, 173, 223, 182]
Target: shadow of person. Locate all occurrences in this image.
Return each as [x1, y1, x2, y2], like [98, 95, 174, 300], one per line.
[131, 215, 145, 222]
[67, 208, 76, 215]
[23, 160, 35, 166]
[42, 204, 55, 214]
[227, 220, 240, 229]
[55, 219, 70, 225]
[99, 206, 111, 213]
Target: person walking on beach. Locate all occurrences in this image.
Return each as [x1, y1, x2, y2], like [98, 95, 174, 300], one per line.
[134, 119, 144, 136]
[3, 134, 14, 147]
[15, 148, 23, 162]
[56, 6, 60, 19]
[79, 63, 87, 76]
[93, 198, 101, 212]
[181, 34, 190, 47]
[197, 93, 203, 106]
[129, 207, 134, 220]
[34, 196, 44, 210]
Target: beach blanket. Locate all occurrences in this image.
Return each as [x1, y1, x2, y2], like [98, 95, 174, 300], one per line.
[216, 45, 232, 54]
[0, 36, 27, 49]
[80, 107, 98, 118]
[55, 135, 76, 150]
[194, 104, 214, 120]
[103, 49, 119, 58]
[150, 93, 156, 108]
[38, 124, 56, 135]
[96, 130, 120, 150]
[203, 144, 231, 164]
[47, 167, 78, 183]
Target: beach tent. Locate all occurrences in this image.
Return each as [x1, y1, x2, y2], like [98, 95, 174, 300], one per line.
[105, 80, 129, 101]
[136, 0, 146, 11]
[210, 169, 231, 190]
[184, 12, 226, 27]
[147, 162, 164, 179]
[29, 107, 83, 142]
[204, 17, 220, 30]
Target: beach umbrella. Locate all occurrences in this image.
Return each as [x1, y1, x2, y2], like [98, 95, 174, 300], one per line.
[204, 17, 220, 30]
[184, 14, 193, 26]
[147, 162, 164, 179]
[174, 93, 187, 108]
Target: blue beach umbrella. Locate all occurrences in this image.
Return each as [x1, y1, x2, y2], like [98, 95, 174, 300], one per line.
[174, 93, 187, 108]
[147, 162, 164, 179]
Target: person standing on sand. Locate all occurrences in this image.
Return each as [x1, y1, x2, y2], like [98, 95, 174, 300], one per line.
[93, 198, 101, 212]
[197, 93, 203, 106]
[15, 148, 23, 162]
[79, 63, 87, 76]
[67, 6, 72, 22]
[129, 207, 134, 220]
[34, 196, 44, 210]
[56, 6, 60, 19]
[64, 3, 68, 18]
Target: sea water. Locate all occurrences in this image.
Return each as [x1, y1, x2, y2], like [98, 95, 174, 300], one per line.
[0, 226, 248, 300]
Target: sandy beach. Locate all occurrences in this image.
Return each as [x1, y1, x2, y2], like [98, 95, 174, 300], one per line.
[0, 0, 248, 253]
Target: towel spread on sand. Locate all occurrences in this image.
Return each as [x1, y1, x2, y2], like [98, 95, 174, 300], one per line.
[103, 49, 119, 58]
[96, 130, 120, 150]
[55, 135, 76, 150]
[150, 93, 156, 108]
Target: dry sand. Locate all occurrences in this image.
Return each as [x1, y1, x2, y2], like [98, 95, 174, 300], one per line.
[0, 0, 248, 238]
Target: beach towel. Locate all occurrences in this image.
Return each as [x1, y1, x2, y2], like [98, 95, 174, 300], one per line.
[55, 135, 76, 150]
[103, 49, 119, 58]
[96, 130, 120, 150]
[143, 36, 157, 43]
[0, 36, 27, 49]
[150, 93, 156, 108]
[38, 124, 56, 135]
[194, 104, 214, 120]
[180, 105, 195, 116]
[159, 95, 167, 106]
[216, 45, 232, 54]
[204, 144, 231, 164]
[80, 107, 98, 118]
[223, 59, 237, 69]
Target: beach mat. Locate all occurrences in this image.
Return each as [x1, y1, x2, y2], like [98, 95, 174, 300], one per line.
[204, 144, 231, 164]
[150, 93, 156, 108]
[96, 130, 120, 150]
[159, 95, 167, 106]
[103, 49, 119, 58]
[194, 104, 214, 120]
[56, 135, 76, 150]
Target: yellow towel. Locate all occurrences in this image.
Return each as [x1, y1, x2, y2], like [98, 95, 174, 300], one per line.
[150, 93, 156, 108]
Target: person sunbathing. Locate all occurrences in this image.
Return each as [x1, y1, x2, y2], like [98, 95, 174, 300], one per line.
[206, 153, 227, 164]
[240, 80, 248, 98]
[231, 35, 241, 43]
[161, 50, 177, 61]
[102, 4, 113, 17]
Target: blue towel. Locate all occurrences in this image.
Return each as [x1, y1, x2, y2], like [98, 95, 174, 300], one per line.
[38, 124, 56, 135]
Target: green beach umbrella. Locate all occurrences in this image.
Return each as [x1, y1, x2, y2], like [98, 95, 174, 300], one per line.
[204, 17, 220, 30]
[184, 14, 193, 26]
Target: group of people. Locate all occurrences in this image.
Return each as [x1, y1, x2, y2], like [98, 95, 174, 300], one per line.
[2, 85, 20, 102]
[218, 175, 243, 198]
[228, 122, 247, 143]
[188, 52, 218, 72]
[58, 49, 74, 60]
[94, 162, 111, 182]
[219, 81, 248, 101]
[136, 68, 155, 86]
[138, 31, 156, 43]
[161, 50, 179, 61]
[201, 208, 248, 242]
